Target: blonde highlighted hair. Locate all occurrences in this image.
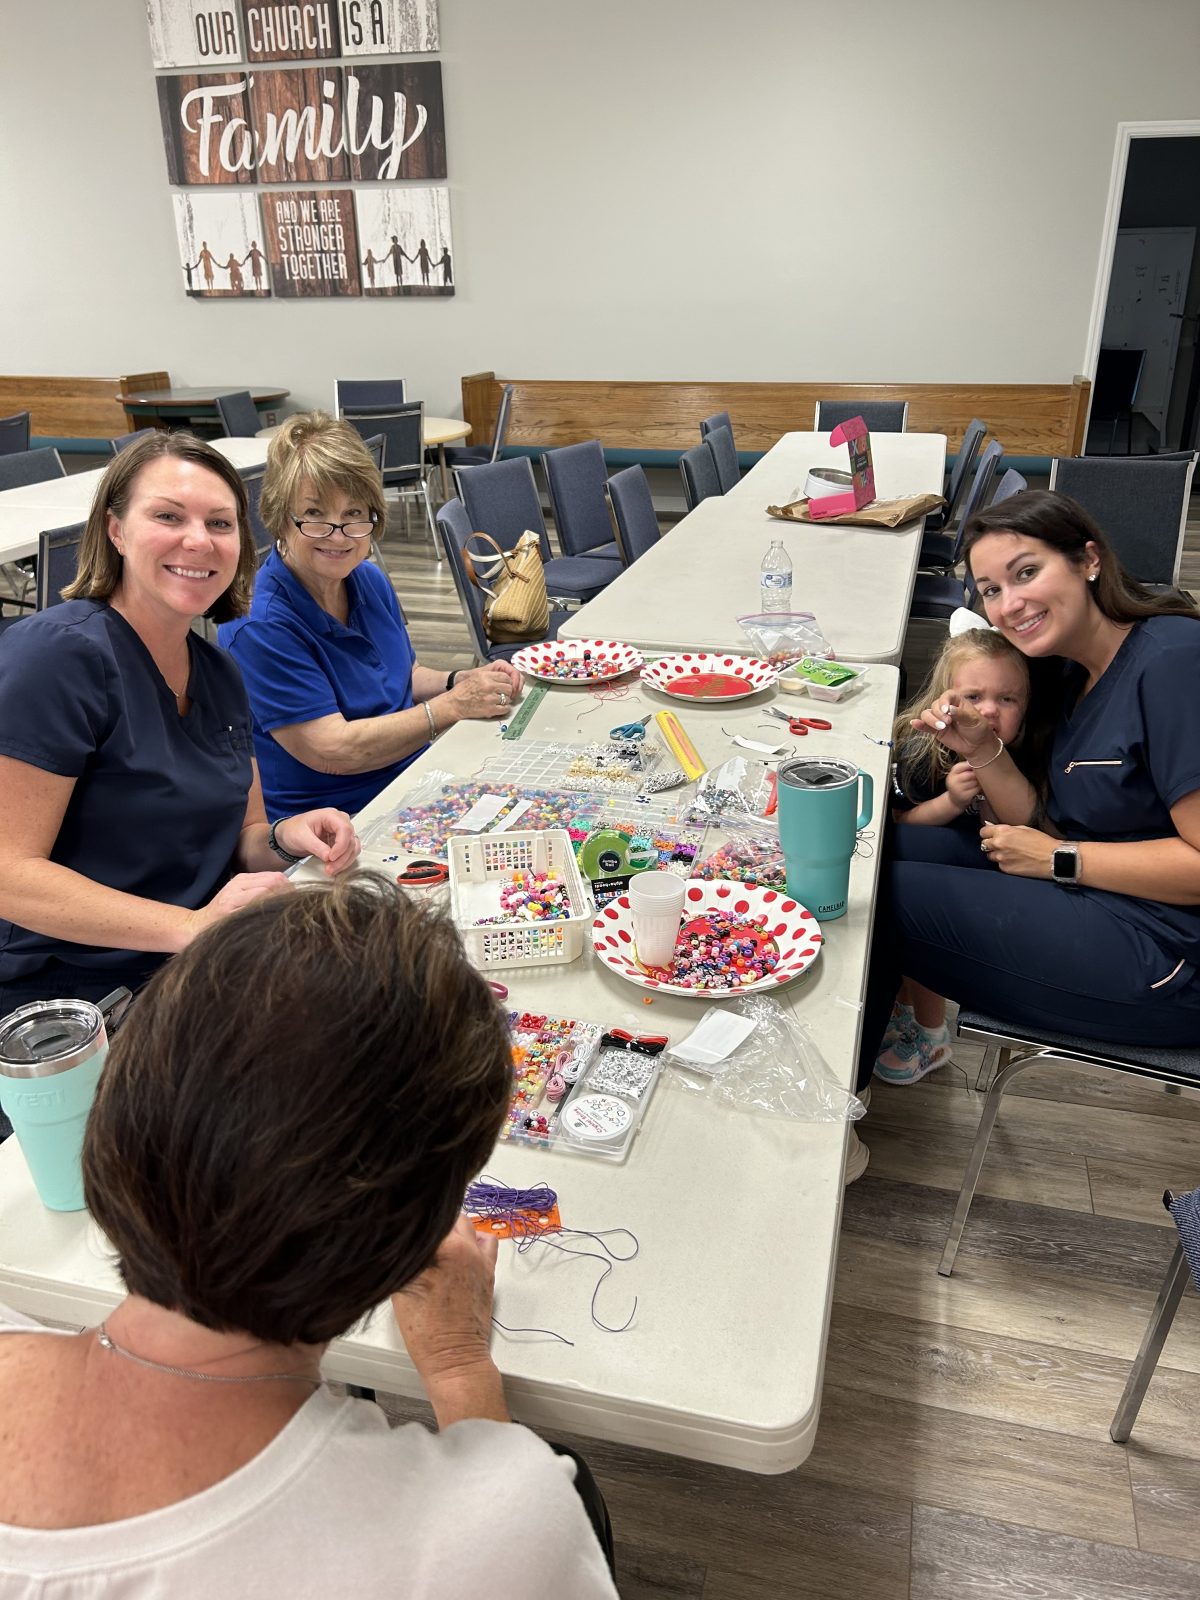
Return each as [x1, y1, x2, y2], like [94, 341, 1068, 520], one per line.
[892, 629, 1030, 799]
[63, 431, 256, 623]
[259, 411, 388, 546]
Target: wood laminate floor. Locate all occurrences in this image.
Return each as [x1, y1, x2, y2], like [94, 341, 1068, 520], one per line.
[372, 498, 1200, 1599]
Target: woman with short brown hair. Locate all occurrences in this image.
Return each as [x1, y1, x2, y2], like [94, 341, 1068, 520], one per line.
[0, 880, 617, 1596]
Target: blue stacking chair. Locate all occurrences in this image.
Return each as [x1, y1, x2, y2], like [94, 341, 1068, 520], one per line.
[815, 399, 909, 432]
[908, 443, 1006, 622]
[444, 384, 514, 471]
[0, 447, 65, 491]
[36, 523, 86, 610]
[1049, 454, 1197, 590]
[437, 499, 570, 664]
[334, 378, 405, 413]
[455, 457, 619, 603]
[679, 441, 721, 511]
[704, 425, 740, 494]
[541, 441, 623, 564]
[606, 466, 662, 564]
[0, 412, 32, 456]
[1111, 1187, 1200, 1442]
[921, 417, 988, 567]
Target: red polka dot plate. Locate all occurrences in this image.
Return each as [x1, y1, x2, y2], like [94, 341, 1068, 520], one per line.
[640, 652, 777, 702]
[511, 639, 644, 684]
[591, 880, 823, 998]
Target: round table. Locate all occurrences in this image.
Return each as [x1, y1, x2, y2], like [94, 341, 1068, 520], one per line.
[422, 416, 472, 499]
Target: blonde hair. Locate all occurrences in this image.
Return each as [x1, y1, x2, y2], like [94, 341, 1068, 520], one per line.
[63, 431, 257, 623]
[893, 630, 1030, 798]
[259, 411, 388, 546]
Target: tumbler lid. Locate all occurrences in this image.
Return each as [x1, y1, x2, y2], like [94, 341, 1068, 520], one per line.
[777, 757, 859, 792]
[0, 1001, 105, 1079]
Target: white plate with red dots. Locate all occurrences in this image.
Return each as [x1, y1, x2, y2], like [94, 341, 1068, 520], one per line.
[591, 880, 823, 998]
[640, 652, 777, 702]
[511, 639, 645, 684]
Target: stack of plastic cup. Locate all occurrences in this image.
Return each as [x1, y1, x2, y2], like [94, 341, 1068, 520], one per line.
[629, 872, 687, 970]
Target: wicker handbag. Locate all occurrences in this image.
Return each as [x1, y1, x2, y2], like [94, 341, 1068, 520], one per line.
[463, 530, 550, 643]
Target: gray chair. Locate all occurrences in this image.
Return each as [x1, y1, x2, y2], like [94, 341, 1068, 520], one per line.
[334, 378, 405, 413]
[444, 384, 514, 470]
[110, 430, 158, 455]
[1088, 348, 1146, 455]
[815, 400, 909, 433]
[341, 401, 438, 559]
[0, 412, 31, 456]
[436, 499, 569, 664]
[541, 441, 623, 562]
[455, 456, 619, 603]
[705, 425, 740, 494]
[1110, 1187, 1200, 1443]
[921, 418, 987, 567]
[1049, 454, 1197, 589]
[238, 472, 275, 565]
[606, 465, 661, 564]
[680, 441, 721, 511]
[36, 523, 86, 609]
[700, 411, 733, 442]
[938, 1014, 1200, 1287]
[0, 447, 65, 490]
[909, 444, 1007, 622]
[216, 390, 267, 438]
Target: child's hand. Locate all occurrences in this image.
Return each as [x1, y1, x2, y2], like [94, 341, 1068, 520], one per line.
[946, 761, 981, 811]
[911, 691, 994, 757]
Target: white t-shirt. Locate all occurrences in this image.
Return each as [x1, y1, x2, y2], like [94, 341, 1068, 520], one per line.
[0, 1309, 618, 1599]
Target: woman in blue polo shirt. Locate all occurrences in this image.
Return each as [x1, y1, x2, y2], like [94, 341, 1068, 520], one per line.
[219, 414, 523, 819]
[0, 432, 359, 1011]
[856, 489, 1200, 1094]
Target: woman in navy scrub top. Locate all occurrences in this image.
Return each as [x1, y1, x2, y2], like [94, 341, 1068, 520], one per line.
[0, 433, 359, 1010]
[857, 489, 1200, 1092]
[218, 414, 523, 821]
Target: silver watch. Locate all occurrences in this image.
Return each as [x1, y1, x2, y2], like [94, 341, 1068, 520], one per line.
[1051, 844, 1081, 885]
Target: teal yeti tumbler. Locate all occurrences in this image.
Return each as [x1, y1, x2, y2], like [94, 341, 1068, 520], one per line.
[775, 758, 874, 921]
[0, 991, 129, 1212]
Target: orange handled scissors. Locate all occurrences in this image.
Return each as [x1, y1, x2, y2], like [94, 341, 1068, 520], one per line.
[765, 708, 833, 736]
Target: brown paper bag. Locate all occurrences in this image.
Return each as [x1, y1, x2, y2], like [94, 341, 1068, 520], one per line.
[766, 492, 945, 528]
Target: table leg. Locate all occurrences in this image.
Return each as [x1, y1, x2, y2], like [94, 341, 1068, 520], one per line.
[438, 444, 450, 503]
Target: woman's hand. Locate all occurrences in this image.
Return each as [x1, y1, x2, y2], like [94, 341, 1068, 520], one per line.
[980, 823, 1057, 878]
[392, 1216, 501, 1393]
[945, 761, 982, 812]
[276, 809, 360, 877]
[446, 663, 524, 722]
[181, 871, 293, 944]
[911, 691, 995, 759]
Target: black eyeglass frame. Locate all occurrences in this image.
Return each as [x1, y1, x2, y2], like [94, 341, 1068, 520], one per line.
[291, 513, 379, 541]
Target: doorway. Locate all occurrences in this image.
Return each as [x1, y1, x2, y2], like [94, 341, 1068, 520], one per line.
[1084, 124, 1200, 455]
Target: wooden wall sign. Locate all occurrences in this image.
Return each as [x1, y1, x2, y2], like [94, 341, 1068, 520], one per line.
[345, 62, 445, 180]
[173, 192, 267, 296]
[338, 0, 439, 54]
[355, 186, 452, 296]
[247, 67, 351, 183]
[157, 74, 257, 185]
[242, 1, 340, 61]
[262, 187, 362, 296]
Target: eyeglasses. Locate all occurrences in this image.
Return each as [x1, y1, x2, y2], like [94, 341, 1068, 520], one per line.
[291, 514, 378, 541]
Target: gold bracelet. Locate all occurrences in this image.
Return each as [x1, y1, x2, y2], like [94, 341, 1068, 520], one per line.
[968, 735, 1005, 771]
[423, 700, 437, 741]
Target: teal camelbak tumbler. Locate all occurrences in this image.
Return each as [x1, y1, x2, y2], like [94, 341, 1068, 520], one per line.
[775, 758, 874, 922]
[0, 990, 129, 1212]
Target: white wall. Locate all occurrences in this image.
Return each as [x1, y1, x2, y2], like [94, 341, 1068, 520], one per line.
[3, 0, 1199, 416]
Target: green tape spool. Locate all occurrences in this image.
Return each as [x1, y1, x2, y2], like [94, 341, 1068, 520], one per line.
[578, 828, 633, 880]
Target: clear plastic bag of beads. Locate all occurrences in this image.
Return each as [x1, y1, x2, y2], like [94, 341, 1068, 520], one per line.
[681, 758, 775, 828]
[665, 994, 864, 1122]
[690, 829, 787, 889]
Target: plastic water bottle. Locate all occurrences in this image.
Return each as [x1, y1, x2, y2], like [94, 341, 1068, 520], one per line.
[760, 540, 793, 613]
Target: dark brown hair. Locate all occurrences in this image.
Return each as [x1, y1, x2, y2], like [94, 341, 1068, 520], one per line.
[83, 877, 513, 1346]
[963, 488, 1199, 626]
[63, 431, 257, 623]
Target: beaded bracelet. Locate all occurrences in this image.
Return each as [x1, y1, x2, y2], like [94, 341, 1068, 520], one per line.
[968, 735, 1005, 772]
[423, 701, 438, 741]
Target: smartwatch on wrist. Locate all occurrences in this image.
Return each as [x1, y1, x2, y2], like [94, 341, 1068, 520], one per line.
[446, 670, 459, 691]
[267, 819, 304, 866]
[1051, 844, 1081, 886]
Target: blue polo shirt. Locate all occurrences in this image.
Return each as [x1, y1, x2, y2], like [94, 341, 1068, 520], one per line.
[218, 551, 423, 819]
[0, 601, 253, 1002]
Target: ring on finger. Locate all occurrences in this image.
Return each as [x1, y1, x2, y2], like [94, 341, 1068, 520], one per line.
[980, 840, 990, 853]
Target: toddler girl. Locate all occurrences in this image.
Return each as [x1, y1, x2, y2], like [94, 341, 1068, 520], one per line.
[875, 627, 1032, 1085]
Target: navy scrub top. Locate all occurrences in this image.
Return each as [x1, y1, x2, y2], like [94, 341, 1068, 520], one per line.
[0, 601, 253, 997]
[218, 551, 424, 819]
[1048, 614, 1200, 963]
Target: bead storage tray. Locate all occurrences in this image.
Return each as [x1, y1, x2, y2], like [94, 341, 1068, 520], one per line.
[474, 740, 665, 799]
[357, 777, 584, 864]
[448, 830, 592, 969]
[500, 1011, 662, 1165]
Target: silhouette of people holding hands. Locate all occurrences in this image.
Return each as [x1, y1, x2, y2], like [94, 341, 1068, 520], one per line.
[437, 246, 452, 287]
[387, 234, 410, 286]
[415, 237, 432, 286]
[225, 254, 244, 293]
[242, 240, 266, 292]
[197, 241, 217, 292]
[362, 247, 381, 289]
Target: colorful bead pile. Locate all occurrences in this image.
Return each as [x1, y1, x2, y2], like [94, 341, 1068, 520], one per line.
[543, 649, 617, 681]
[372, 784, 578, 861]
[476, 870, 572, 926]
[664, 912, 780, 990]
[692, 835, 787, 889]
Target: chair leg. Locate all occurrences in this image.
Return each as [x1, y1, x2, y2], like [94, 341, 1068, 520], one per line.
[974, 1042, 1004, 1093]
[422, 477, 441, 561]
[938, 1050, 1025, 1277]
[1110, 1244, 1190, 1443]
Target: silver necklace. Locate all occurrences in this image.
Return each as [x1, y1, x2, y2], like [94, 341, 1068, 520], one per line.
[96, 1322, 322, 1388]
